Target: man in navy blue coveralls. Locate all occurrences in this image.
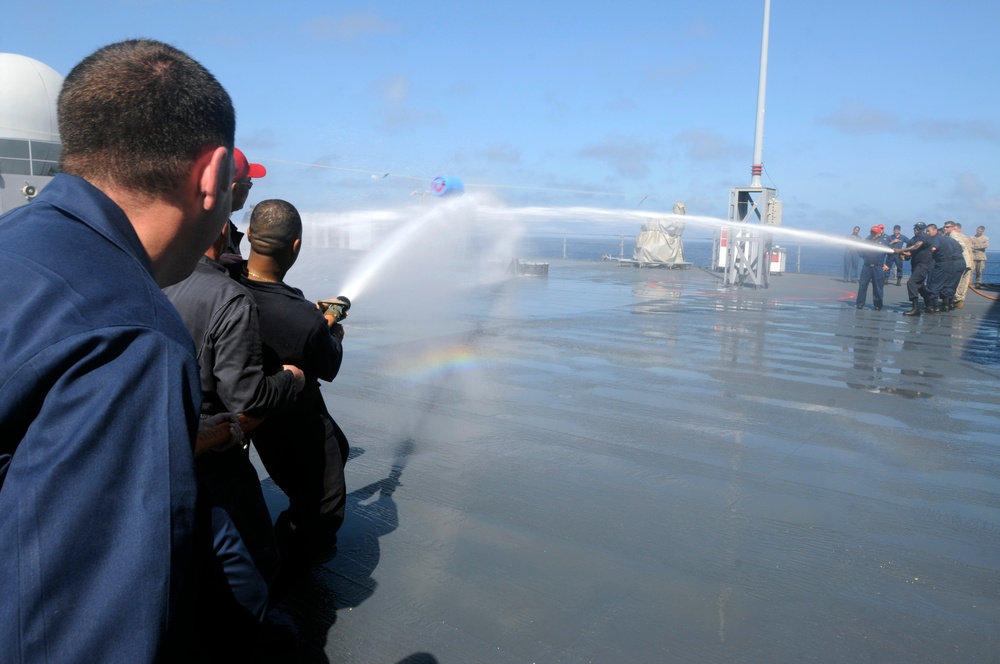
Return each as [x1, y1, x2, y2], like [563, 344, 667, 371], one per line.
[0, 40, 238, 663]
[855, 224, 890, 310]
[897, 222, 934, 316]
[885, 225, 909, 285]
[924, 223, 964, 312]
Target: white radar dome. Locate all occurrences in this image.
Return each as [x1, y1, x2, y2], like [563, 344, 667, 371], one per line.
[0, 53, 63, 141]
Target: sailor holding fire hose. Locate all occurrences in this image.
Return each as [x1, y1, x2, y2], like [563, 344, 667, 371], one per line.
[240, 199, 353, 604]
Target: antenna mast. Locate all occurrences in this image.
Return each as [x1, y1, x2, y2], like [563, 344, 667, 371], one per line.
[718, 0, 782, 289]
[750, 0, 771, 187]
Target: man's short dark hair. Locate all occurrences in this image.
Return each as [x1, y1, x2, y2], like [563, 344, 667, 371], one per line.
[58, 39, 235, 197]
[248, 199, 303, 256]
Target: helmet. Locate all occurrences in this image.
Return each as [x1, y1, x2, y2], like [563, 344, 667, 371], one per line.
[913, 222, 927, 231]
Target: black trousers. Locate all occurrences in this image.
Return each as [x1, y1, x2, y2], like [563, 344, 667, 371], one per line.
[907, 260, 933, 301]
[252, 401, 349, 604]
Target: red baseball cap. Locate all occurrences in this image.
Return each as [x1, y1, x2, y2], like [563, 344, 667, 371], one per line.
[233, 148, 266, 181]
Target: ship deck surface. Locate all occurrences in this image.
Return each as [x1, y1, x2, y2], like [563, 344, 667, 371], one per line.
[257, 259, 1000, 663]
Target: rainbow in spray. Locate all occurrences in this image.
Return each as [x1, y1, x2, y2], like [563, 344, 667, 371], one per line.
[381, 344, 486, 382]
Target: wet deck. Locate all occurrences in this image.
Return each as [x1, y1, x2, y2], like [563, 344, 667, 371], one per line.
[258, 258, 1000, 663]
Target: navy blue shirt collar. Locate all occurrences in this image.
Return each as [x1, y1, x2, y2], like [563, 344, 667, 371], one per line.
[34, 173, 155, 278]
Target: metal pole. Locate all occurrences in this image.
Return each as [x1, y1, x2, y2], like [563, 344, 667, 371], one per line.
[750, 0, 771, 188]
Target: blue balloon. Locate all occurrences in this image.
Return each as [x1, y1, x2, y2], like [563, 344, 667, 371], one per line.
[430, 176, 464, 197]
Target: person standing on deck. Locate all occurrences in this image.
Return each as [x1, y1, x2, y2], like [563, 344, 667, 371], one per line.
[885, 225, 909, 286]
[224, 148, 266, 258]
[970, 225, 989, 288]
[925, 223, 964, 312]
[856, 225, 891, 311]
[163, 218, 306, 655]
[944, 221, 974, 308]
[240, 199, 351, 605]
[0, 39, 242, 662]
[897, 222, 934, 316]
[843, 225, 862, 282]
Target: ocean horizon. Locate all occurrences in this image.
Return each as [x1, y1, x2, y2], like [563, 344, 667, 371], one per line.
[516, 234, 1000, 282]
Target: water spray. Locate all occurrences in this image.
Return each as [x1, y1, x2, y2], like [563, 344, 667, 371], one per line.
[334, 191, 478, 304]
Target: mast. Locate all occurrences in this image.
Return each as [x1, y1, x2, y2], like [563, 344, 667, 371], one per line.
[721, 0, 780, 290]
[750, 0, 771, 188]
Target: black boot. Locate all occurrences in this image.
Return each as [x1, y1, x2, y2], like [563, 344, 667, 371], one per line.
[903, 299, 921, 316]
[944, 297, 955, 311]
[927, 298, 940, 313]
[896, 276, 902, 286]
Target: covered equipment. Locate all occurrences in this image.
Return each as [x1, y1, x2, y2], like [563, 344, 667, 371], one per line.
[633, 218, 686, 265]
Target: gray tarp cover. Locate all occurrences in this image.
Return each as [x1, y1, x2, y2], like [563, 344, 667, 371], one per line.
[633, 218, 685, 263]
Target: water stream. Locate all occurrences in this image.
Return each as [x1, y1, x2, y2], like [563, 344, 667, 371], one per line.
[330, 195, 894, 304]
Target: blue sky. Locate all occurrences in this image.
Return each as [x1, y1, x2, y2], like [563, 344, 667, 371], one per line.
[6, 0, 999, 236]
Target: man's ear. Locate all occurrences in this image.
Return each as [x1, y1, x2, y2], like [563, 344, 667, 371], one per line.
[198, 146, 233, 212]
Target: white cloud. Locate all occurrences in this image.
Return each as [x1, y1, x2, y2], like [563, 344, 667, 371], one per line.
[303, 13, 401, 40]
[951, 172, 985, 198]
[974, 197, 1000, 214]
[674, 129, 743, 161]
[819, 99, 899, 134]
[913, 119, 999, 142]
[379, 75, 410, 105]
[578, 135, 659, 178]
[477, 145, 521, 164]
[644, 59, 705, 84]
[820, 99, 999, 143]
[365, 75, 440, 130]
[686, 18, 716, 39]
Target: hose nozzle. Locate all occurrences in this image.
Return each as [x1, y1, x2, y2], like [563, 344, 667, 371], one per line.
[319, 296, 351, 322]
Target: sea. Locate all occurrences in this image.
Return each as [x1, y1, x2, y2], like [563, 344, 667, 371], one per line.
[516, 234, 1000, 283]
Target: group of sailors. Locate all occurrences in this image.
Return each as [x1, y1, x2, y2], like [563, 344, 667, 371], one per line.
[852, 221, 988, 315]
[164, 148, 352, 657]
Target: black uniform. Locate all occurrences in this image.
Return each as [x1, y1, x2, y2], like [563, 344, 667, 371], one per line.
[241, 276, 349, 602]
[905, 231, 935, 303]
[164, 256, 300, 640]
